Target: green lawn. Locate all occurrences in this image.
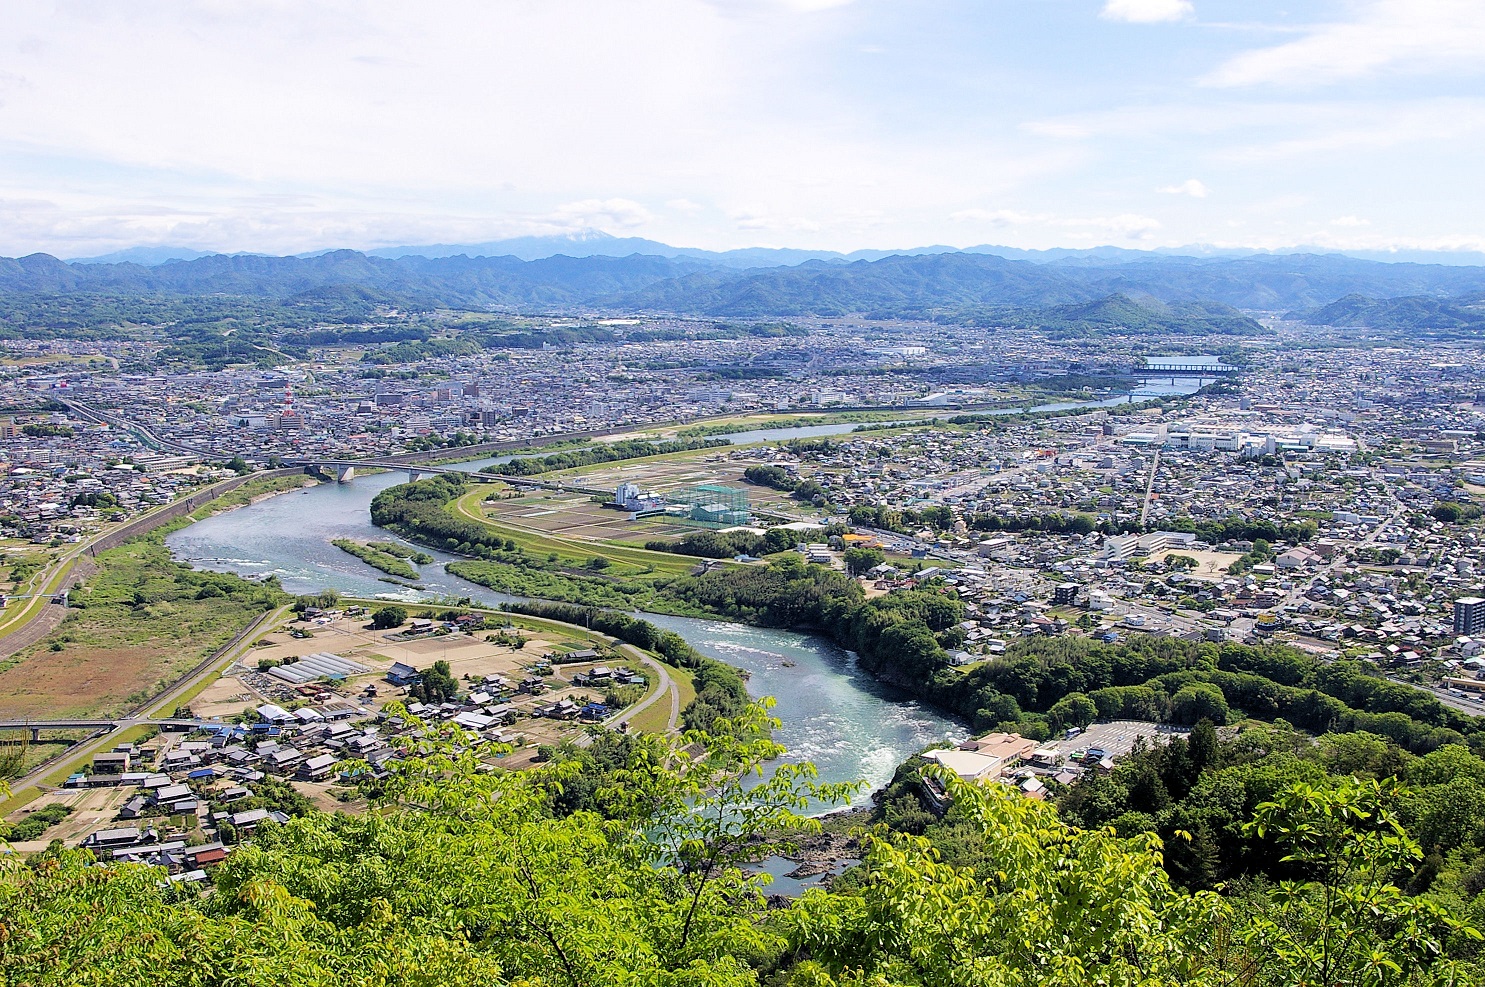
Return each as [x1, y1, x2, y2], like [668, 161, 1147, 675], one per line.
[450, 488, 700, 577]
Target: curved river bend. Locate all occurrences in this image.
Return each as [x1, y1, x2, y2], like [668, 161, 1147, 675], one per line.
[165, 445, 960, 794]
[167, 387, 1206, 793]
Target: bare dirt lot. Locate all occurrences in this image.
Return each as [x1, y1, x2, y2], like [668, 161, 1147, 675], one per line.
[7, 785, 133, 852]
[1147, 549, 1243, 581]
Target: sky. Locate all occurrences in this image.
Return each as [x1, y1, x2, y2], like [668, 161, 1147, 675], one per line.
[1, 0, 1483, 258]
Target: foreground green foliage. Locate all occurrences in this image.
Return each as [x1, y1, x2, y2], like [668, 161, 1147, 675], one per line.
[0, 704, 1479, 985]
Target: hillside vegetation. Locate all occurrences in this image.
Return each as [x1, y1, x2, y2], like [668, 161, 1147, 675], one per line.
[2, 701, 1481, 985]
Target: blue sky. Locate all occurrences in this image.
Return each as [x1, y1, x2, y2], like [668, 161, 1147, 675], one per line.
[0, 0, 1482, 257]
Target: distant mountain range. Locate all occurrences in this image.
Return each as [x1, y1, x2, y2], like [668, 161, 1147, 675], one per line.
[68, 230, 1485, 270]
[8, 245, 1485, 320]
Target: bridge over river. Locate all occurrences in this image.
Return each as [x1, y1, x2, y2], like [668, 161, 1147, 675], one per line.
[284, 458, 610, 497]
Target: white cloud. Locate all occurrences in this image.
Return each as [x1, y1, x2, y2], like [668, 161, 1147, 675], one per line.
[1157, 178, 1209, 197]
[1101, 213, 1163, 239]
[1100, 0, 1193, 25]
[730, 209, 822, 233]
[1332, 216, 1370, 227]
[548, 198, 654, 230]
[1205, 0, 1485, 87]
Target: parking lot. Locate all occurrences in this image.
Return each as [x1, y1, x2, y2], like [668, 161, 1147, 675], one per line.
[1044, 720, 1185, 764]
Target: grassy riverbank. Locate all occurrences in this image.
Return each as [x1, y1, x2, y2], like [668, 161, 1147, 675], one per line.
[0, 481, 295, 720]
[0, 532, 285, 719]
[188, 473, 317, 519]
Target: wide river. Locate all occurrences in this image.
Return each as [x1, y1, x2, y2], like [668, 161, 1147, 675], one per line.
[165, 434, 965, 795]
[166, 387, 1203, 795]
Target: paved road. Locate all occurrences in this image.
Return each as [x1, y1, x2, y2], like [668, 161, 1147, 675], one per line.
[1138, 448, 1162, 528]
[609, 643, 678, 732]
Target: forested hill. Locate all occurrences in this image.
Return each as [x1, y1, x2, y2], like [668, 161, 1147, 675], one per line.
[0, 250, 716, 310]
[942, 292, 1264, 336]
[1290, 292, 1485, 333]
[5, 248, 1485, 317]
[605, 251, 1485, 316]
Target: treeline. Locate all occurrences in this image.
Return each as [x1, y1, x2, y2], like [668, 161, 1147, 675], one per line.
[362, 337, 484, 364]
[498, 600, 749, 733]
[742, 464, 794, 490]
[1172, 513, 1319, 545]
[662, 556, 968, 689]
[370, 475, 519, 557]
[968, 511, 1099, 535]
[653, 558, 1484, 755]
[487, 438, 731, 476]
[847, 503, 1317, 544]
[644, 527, 801, 559]
[848, 503, 1102, 537]
[741, 465, 830, 505]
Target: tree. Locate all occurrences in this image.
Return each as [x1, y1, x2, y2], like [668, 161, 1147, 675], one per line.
[412, 659, 458, 703]
[1, 728, 1482, 985]
[1048, 692, 1098, 731]
[1244, 777, 1480, 986]
[1171, 682, 1229, 725]
[842, 546, 886, 577]
[370, 605, 408, 630]
[1187, 718, 1219, 774]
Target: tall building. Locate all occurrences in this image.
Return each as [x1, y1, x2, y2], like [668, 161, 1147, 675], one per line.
[1455, 597, 1485, 636]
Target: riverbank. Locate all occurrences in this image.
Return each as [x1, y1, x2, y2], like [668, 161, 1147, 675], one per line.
[163, 459, 964, 797]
